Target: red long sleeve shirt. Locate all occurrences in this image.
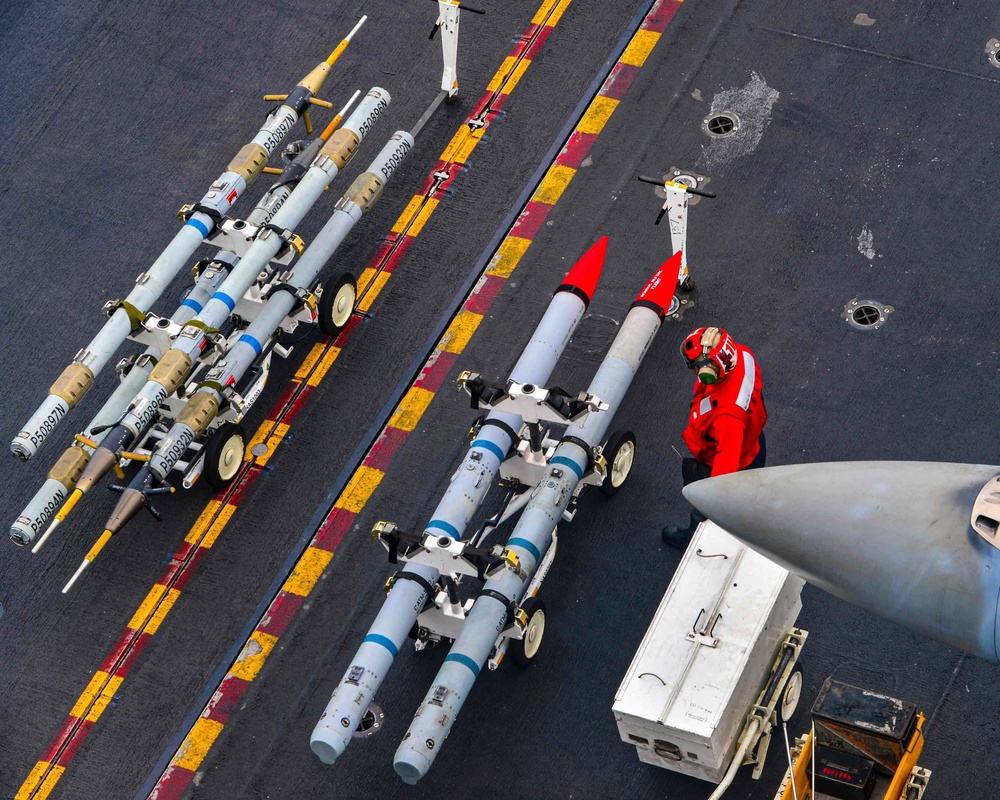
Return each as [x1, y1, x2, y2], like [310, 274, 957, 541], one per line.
[681, 345, 767, 476]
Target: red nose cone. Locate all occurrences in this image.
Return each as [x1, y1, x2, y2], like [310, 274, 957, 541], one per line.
[555, 235, 607, 309]
[633, 250, 681, 317]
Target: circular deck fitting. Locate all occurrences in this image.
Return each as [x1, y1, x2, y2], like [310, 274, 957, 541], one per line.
[842, 297, 893, 330]
[703, 112, 739, 138]
[987, 38, 1000, 68]
[250, 443, 269, 457]
[353, 703, 385, 739]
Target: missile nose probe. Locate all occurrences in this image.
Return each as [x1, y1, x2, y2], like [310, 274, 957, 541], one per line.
[683, 461, 1000, 662]
[10, 19, 367, 461]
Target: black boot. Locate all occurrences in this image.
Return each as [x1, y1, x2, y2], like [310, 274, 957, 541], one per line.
[661, 511, 704, 549]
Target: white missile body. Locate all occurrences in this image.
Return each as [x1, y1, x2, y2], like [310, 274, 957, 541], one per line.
[309, 239, 609, 766]
[98, 129, 417, 541]
[12, 24, 366, 461]
[391, 258, 676, 783]
[69, 89, 389, 477]
[10, 253, 237, 546]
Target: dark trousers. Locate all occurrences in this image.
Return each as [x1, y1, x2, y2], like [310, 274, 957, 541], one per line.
[682, 432, 767, 526]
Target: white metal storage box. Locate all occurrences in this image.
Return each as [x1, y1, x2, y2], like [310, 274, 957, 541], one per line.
[613, 521, 804, 783]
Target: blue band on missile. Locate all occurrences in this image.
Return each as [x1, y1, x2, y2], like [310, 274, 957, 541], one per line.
[185, 217, 210, 237]
[507, 537, 541, 563]
[445, 653, 481, 677]
[214, 292, 237, 311]
[181, 298, 203, 313]
[363, 634, 398, 657]
[426, 519, 460, 539]
[550, 456, 584, 480]
[239, 334, 263, 355]
[471, 439, 505, 462]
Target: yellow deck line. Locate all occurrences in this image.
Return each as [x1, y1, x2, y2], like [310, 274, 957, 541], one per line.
[283, 546, 334, 596]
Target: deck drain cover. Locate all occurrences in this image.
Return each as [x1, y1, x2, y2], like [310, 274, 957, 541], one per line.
[842, 297, 893, 330]
[703, 112, 739, 138]
[666, 296, 692, 320]
[353, 702, 385, 738]
[987, 39, 1000, 68]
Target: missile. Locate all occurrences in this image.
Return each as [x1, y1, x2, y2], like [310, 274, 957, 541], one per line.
[683, 461, 1000, 663]
[11, 21, 366, 461]
[42, 89, 388, 532]
[24, 94, 370, 544]
[12, 252, 239, 548]
[390, 254, 678, 784]
[80, 127, 418, 562]
[244, 90, 362, 228]
[309, 237, 608, 766]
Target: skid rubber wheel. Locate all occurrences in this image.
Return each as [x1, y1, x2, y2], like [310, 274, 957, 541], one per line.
[510, 596, 546, 668]
[780, 662, 804, 723]
[601, 430, 637, 497]
[318, 272, 357, 337]
[202, 422, 247, 489]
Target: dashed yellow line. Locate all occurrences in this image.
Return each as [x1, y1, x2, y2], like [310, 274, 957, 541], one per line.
[31, 766, 64, 800]
[577, 95, 620, 134]
[306, 346, 342, 387]
[231, 632, 278, 682]
[293, 342, 326, 382]
[441, 126, 485, 164]
[244, 422, 291, 467]
[357, 272, 391, 314]
[283, 547, 334, 597]
[70, 672, 110, 719]
[200, 503, 238, 550]
[174, 717, 225, 771]
[532, 0, 566, 25]
[84, 676, 123, 724]
[487, 236, 533, 278]
[621, 28, 660, 66]
[486, 56, 533, 94]
[535, 164, 578, 205]
[441, 310, 483, 354]
[390, 387, 436, 432]
[336, 466, 385, 513]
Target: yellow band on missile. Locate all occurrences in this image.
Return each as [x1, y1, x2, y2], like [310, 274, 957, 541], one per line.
[85, 530, 113, 563]
[325, 40, 350, 67]
[50, 446, 91, 489]
[56, 489, 84, 523]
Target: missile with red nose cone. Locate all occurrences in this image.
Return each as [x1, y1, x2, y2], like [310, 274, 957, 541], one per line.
[390, 253, 678, 784]
[682, 461, 1000, 662]
[309, 237, 608, 767]
[11, 20, 367, 461]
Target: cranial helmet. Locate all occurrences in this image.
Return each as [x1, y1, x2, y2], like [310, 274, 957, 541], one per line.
[680, 326, 738, 384]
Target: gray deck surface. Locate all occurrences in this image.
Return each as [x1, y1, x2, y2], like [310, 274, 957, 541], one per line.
[1, 0, 999, 798]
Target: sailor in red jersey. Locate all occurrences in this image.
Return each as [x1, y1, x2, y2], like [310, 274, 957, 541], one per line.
[662, 326, 768, 547]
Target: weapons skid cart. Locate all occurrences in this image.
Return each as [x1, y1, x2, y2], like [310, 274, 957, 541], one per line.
[375, 371, 636, 667]
[614, 521, 807, 799]
[775, 679, 931, 800]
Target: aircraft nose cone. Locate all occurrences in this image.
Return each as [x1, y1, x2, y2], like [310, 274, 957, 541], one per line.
[684, 461, 1000, 662]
